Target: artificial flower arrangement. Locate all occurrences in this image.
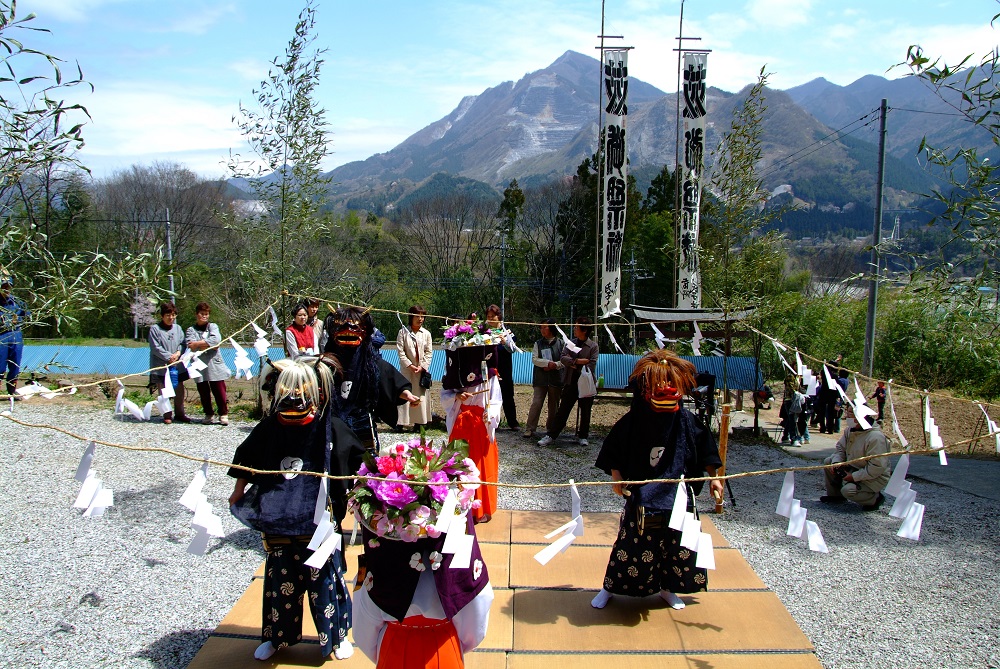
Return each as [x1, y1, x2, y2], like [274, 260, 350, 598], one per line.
[442, 313, 502, 350]
[347, 436, 482, 542]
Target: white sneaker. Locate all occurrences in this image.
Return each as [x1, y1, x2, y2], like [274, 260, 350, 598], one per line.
[578, 438, 589, 446]
[537, 435, 553, 447]
[219, 415, 229, 426]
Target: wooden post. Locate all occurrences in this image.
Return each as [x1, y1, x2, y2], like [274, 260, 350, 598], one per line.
[715, 404, 731, 514]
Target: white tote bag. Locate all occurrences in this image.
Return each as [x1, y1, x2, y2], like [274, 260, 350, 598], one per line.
[577, 366, 598, 398]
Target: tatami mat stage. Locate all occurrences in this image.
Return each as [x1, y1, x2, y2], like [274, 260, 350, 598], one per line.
[187, 510, 822, 668]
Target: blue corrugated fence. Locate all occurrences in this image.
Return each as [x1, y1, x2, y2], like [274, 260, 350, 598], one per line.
[20, 345, 763, 390]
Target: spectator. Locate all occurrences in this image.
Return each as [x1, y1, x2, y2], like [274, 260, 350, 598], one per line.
[395, 305, 433, 431]
[820, 401, 891, 511]
[538, 316, 599, 447]
[148, 301, 189, 424]
[523, 318, 564, 439]
[870, 381, 887, 422]
[284, 302, 316, 360]
[484, 304, 519, 430]
[0, 268, 29, 397]
[305, 297, 326, 351]
[185, 302, 231, 425]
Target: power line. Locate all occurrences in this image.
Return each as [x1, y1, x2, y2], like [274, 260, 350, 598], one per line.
[891, 106, 967, 117]
[757, 109, 883, 183]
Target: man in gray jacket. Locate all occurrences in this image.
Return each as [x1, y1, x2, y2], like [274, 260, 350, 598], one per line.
[820, 401, 891, 511]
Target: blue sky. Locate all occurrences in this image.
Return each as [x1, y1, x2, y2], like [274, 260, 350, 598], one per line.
[19, 0, 999, 180]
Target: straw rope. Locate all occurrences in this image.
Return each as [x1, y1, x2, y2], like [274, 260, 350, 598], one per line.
[2, 411, 994, 490]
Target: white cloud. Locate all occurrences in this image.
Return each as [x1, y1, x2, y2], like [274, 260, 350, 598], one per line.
[80, 82, 241, 163]
[154, 2, 237, 35]
[746, 0, 813, 28]
[226, 58, 270, 83]
[23, 0, 127, 23]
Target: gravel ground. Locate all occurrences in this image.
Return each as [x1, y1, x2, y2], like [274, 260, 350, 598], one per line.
[2, 403, 998, 669]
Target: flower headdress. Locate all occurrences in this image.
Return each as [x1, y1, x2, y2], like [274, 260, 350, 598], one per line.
[442, 313, 502, 350]
[347, 436, 482, 542]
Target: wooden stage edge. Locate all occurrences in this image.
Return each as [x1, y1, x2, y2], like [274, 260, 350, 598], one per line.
[187, 510, 823, 669]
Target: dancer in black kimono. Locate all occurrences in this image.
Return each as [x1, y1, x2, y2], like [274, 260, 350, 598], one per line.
[591, 350, 723, 610]
[229, 356, 365, 661]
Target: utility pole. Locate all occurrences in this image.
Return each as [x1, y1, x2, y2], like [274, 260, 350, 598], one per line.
[165, 207, 175, 295]
[862, 99, 888, 377]
[624, 249, 653, 350]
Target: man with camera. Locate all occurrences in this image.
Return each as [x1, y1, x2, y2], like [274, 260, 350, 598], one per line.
[820, 400, 891, 511]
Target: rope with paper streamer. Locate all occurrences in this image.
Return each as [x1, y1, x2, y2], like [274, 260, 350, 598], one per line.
[0, 297, 284, 402]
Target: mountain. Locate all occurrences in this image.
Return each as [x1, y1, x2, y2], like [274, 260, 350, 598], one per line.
[321, 50, 966, 212]
[785, 72, 998, 163]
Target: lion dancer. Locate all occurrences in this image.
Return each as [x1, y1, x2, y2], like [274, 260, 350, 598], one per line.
[322, 305, 421, 451]
[440, 343, 502, 524]
[228, 357, 366, 662]
[591, 350, 723, 611]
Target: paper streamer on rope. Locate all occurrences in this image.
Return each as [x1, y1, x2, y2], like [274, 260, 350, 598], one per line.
[438, 489, 474, 569]
[668, 478, 688, 531]
[823, 364, 838, 391]
[75, 442, 96, 483]
[229, 337, 255, 380]
[786, 501, 807, 538]
[924, 396, 947, 465]
[269, 306, 281, 336]
[776, 471, 795, 517]
[313, 476, 330, 525]
[304, 526, 342, 568]
[503, 327, 522, 354]
[650, 322, 667, 350]
[896, 502, 924, 540]
[534, 481, 584, 565]
[554, 324, 581, 354]
[694, 531, 716, 569]
[115, 381, 125, 414]
[73, 472, 114, 517]
[679, 512, 701, 551]
[805, 520, 829, 553]
[889, 483, 917, 519]
[885, 454, 910, 497]
[691, 321, 703, 356]
[179, 463, 209, 511]
[308, 510, 335, 551]
[84, 484, 114, 517]
[603, 325, 625, 354]
[120, 398, 146, 421]
[771, 341, 796, 375]
[251, 321, 271, 357]
[187, 499, 225, 555]
[978, 403, 1000, 454]
[441, 510, 474, 570]
[74, 473, 102, 509]
[887, 381, 909, 448]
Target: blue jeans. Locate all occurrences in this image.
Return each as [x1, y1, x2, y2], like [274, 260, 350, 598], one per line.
[0, 332, 24, 392]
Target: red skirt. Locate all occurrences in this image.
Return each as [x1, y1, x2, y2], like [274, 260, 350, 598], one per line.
[450, 404, 498, 521]
[377, 615, 463, 669]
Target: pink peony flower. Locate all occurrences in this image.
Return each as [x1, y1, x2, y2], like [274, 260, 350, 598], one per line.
[375, 472, 418, 508]
[457, 487, 477, 507]
[399, 523, 421, 542]
[409, 505, 432, 525]
[375, 455, 403, 476]
[427, 470, 450, 502]
[375, 514, 393, 537]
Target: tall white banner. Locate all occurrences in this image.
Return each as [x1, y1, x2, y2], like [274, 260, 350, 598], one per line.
[677, 53, 707, 309]
[598, 49, 628, 319]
